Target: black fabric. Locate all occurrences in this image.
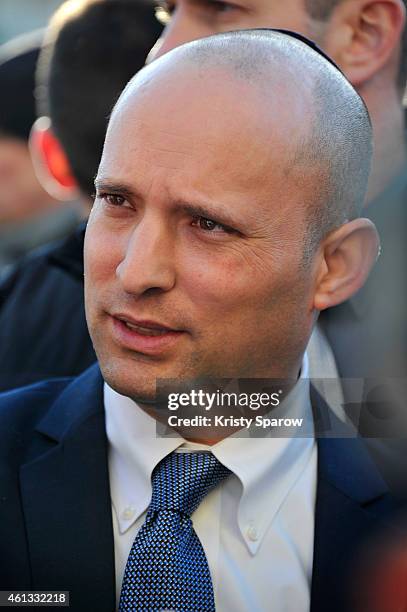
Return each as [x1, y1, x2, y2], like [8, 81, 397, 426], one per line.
[255, 28, 344, 75]
[0, 31, 43, 140]
[0, 223, 95, 392]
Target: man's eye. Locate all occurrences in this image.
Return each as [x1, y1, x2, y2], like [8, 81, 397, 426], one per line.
[155, 0, 237, 23]
[99, 193, 126, 207]
[193, 216, 234, 234]
[208, 0, 235, 12]
[195, 0, 238, 14]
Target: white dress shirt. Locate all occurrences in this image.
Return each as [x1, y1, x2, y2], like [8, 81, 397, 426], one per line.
[105, 354, 317, 611]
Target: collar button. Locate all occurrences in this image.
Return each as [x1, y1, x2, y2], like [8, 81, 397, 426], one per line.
[122, 506, 135, 521]
[247, 525, 258, 542]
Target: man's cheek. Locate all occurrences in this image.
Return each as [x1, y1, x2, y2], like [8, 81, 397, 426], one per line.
[85, 225, 122, 281]
[186, 277, 243, 316]
[183, 254, 252, 304]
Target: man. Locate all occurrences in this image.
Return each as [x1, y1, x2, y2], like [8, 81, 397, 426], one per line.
[0, 0, 407, 440]
[0, 0, 162, 390]
[0, 31, 393, 612]
[0, 0, 405, 452]
[0, 31, 78, 277]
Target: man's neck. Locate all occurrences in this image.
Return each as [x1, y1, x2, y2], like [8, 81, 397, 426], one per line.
[137, 362, 304, 445]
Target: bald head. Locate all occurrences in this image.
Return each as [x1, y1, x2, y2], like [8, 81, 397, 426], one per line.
[108, 29, 372, 254]
[89, 28, 378, 397]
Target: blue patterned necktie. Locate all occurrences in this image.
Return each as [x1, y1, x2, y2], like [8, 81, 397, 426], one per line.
[119, 451, 231, 612]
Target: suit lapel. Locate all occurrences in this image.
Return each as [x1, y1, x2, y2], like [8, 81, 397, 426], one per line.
[19, 365, 116, 612]
[310, 387, 394, 612]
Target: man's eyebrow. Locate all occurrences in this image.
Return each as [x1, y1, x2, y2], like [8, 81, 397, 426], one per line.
[176, 201, 240, 229]
[94, 180, 242, 228]
[94, 179, 142, 200]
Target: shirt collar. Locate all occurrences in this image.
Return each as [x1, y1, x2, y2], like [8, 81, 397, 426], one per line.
[104, 385, 184, 534]
[105, 353, 314, 554]
[208, 352, 315, 554]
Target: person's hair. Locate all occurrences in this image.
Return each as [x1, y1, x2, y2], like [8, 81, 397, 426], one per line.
[305, 0, 407, 92]
[36, 0, 162, 197]
[0, 31, 43, 141]
[300, 71, 372, 259]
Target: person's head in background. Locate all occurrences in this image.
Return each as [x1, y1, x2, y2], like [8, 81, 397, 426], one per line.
[151, 0, 407, 204]
[0, 31, 57, 225]
[31, 0, 162, 212]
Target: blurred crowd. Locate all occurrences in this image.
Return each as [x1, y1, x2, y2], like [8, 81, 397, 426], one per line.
[0, 0, 407, 609]
[0, 28, 78, 276]
[0, 0, 162, 383]
[0, 0, 162, 279]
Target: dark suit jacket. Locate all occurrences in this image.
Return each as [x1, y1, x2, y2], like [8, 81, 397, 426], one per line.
[0, 365, 398, 612]
[0, 225, 96, 392]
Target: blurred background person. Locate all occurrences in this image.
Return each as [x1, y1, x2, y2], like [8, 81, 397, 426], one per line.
[0, 30, 81, 277]
[0, 0, 162, 390]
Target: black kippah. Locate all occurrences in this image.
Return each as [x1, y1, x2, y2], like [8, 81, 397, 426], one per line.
[247, 28, 344, 75]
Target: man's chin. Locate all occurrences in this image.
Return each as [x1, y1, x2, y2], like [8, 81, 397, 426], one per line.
[99, 359, 181, 405]
[97, 348, 216, 404]
[98, 355, 237, 402]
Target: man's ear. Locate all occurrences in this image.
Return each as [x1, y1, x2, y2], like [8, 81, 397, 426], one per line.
[29, 117, 79, 202]
[320, 0, 406, 88]
[313, 218, 380, 311]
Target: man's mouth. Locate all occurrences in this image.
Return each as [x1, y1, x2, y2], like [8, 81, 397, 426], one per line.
[110, 314, 185, 355]
[120, 320, 173, 336]
[115, 315, 178, 336]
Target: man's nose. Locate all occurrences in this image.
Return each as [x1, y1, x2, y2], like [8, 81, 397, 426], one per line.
[116, 220, 176, 296]
[147, 13, 206, 61]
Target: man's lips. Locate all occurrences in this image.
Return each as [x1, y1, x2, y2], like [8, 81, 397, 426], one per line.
[110, 314, 185, 355]
[116, 315, 178, 334]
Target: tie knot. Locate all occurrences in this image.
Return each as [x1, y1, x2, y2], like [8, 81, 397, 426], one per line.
[150, 451, 231, 517]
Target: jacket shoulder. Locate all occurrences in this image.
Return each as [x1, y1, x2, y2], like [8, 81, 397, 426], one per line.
[0, 224, 85, 311]
[0, 379, 73, 461]
[0, 226, 94, 391]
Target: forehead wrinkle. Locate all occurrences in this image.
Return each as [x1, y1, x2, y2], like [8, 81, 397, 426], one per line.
[137, 146, 189, 171]
[107, 110, 192, 146]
